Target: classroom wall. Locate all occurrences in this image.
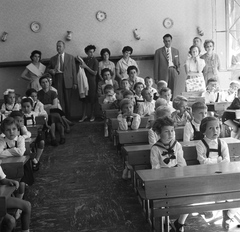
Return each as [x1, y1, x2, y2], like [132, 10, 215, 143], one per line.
[0, 0, 215, 117]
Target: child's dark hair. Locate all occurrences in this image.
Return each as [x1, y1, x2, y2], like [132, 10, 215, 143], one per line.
[21, 97, 34, 107]
[9, 110, 23, 118]
[152, 116, 174, 134]
[133, 82, 144, 90]
[159, 87, 171, 96]
[121, 78, 129, 85]
[120, 98, 133, 111]
[1, 117, 18, 132]
[206, 78, 217, 86]
[192, 102, 207, 113]
[101, 68, 112, 77]
[200, 116, 219, 133]
[144, 76, 153, 81]
[103, 84, 114, 94]
[123, 90, 133, 98]
[127, 65, 138, 75]
[26, 88, 37, 97]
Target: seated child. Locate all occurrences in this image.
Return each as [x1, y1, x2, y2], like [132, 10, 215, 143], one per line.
[0, 165, 31, 232]
[153, 80, 168, 100]
[196, 117, 233, 230]
[159, 87, 175, 113]
[102, 85, 116, 104]
[21, 97, 47, 171]
[144, 76, 157, 97]
[25, 88, 47, 116]
[137, 88, 155, 117]
[171, 95, 192, 126]
[110, 88, 123, 110]
[133, 82, 144, 104]
[222, 88, 240, 139]
[117, 98, 141, 131]
[202, 79, 220, 104]
[122, 90, 137, 112]
[127, 65, 145, 90]
[148, 106, 172, 146]
[121, 78, 131, 92]
[1, 89, 21, 117]
[150, 116, 188, 231]
[97, 68, 119, 97]
[183, 102, 207, 141]
[224, 80, 240, 102]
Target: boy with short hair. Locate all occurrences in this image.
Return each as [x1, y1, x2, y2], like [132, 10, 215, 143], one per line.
[121, 78, 131, 91]
[183, 102, 207, 141]
[159, 87, 175, 113]
[202, 79, 219, 104]
[144, 76, 157, 97]
[102, 85, 116, 104]
[133, 82, 144, 103]
[138, 88, 155, 117]
[110, 88, 123, 110]
[154, 80, 168, 100]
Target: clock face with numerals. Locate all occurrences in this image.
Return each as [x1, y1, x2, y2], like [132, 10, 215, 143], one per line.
[96, 11, 107, 22]
[163, 18, 173, 29]
[30, 22, 41, 33]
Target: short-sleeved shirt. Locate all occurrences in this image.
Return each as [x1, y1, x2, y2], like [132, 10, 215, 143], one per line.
[116, 57, 139, 79]
[38, 89, 57, 105]
[0, 166, 6, 180]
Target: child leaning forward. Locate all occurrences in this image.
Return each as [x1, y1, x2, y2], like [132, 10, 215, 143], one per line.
[150, 116, 188, 232]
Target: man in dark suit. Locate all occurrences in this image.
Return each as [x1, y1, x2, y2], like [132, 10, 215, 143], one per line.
[48, 40, 77, 118]
[154, 34, 180, 95]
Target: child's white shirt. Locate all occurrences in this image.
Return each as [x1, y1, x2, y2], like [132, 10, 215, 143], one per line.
[0, 135, 26, 158]
[1, 103, 21, 116]
[183, 120, 200, 142]
[0, 166, 6, 180]
[138, 100, 155, 117]
[117, 114, 141, 130]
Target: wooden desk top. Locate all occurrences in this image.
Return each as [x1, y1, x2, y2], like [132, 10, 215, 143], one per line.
[137, 162, 240, 199]
[1, 156, 29, 165]
[0, 185, 15, 198]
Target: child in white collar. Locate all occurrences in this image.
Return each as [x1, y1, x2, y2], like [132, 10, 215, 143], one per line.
[202, 79, 220, 104]
[144, 76, 157, 97]
[137, 88, 155, 117]
[196, 117, 233, 230]
[1, 89, 21, 117]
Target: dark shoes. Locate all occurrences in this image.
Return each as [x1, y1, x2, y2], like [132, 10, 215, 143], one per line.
[32, 161, 40, 171]
[60, 137, 66, 145]
[51, 139, 58, 147]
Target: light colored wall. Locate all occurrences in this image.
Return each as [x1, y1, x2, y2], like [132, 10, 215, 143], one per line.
[0, 0, 215, 116]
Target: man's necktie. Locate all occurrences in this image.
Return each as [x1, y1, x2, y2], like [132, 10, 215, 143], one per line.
[166, 48, 170, 63]
[59, 54, 63, 71]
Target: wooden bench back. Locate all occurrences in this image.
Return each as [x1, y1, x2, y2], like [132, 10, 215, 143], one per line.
[110, 117, 149, 130]
[104, 109, 119, 119]
[117, 128, 149, 144]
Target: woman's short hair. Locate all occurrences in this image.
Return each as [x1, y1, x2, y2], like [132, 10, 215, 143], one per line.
[122, 46, 133, 54]
[26, 88, 37, 97]
[172, 95, 188, 110]
[101, 68, 112, 77]
[1, 117, 18, 132]
[204, 40, 215, 49]
[100, 48, 111, 58]
[152, 116, 174, 134]
[189, 45, 201, 55]
[200, 116, 219, 133]
[84, 45, 96, 54]
[30, 50, 42, 61]
[127, 65, 138, 75]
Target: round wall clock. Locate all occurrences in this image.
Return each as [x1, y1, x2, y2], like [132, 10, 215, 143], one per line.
[30, 22, 41, 33]
[163, 18, 173, 29]
[96, 11, 107, 22]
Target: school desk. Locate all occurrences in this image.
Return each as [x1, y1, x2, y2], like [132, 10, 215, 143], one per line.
[136, 161, 240, 232]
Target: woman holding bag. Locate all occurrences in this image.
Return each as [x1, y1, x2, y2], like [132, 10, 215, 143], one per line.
[184, 45, 206, 92]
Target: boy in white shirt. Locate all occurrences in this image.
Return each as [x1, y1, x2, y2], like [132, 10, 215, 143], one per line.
[144, 76, 157, 97]
[202, 79, 220, 104]
[138, 88, 155, 117]
[159, 87, 175, 113]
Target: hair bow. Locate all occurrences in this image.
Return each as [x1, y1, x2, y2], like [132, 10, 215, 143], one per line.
[3, 89, 15, 95]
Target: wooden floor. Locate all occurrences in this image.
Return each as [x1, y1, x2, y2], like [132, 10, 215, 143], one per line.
[18, 121, 240, 232]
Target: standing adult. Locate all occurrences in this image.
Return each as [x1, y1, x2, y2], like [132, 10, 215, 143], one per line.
[21, 50, 46, 91]
[48, 40, 77, 119]
[201, 39, 221, 84]
[154, 34, 180, 95]
[116, 46, 139, 83]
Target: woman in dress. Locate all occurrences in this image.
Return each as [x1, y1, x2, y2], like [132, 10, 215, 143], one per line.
[37, 75, 65, 146]
[98, 48, 116, 81]
[77, 45, 99, 122]
[116, 46, 139, 83]
[184, 45, 206, 91]
[21, 50, 46, 91]
[201, 40, 221, 84]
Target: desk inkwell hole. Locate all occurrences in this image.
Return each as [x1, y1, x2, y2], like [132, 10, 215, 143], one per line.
[215, 171, 222, 174]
